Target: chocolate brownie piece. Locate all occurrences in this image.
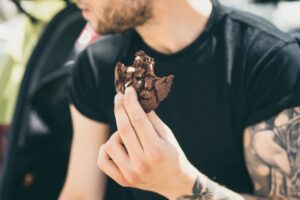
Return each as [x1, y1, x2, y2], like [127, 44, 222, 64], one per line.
[115, 51, 174, 113]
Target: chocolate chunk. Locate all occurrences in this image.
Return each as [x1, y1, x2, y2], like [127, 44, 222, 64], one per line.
[115, 51, 174, 113]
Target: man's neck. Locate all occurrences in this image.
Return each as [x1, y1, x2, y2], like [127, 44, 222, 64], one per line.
[135, 0, 213, 54]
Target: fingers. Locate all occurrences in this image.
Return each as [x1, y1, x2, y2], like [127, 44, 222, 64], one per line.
[122, 87, 160, 150]
[104, 132, 131, 177]
[99, 132, 145, 186]
[114, 93, 144, 158]
[97, 142, 128, 187]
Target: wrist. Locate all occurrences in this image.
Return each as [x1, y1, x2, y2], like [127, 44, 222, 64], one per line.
[164, 166, 200, 200]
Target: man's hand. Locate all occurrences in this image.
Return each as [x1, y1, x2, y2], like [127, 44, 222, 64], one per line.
[97, 87, 198, 199]
[96, 87, 262, 200]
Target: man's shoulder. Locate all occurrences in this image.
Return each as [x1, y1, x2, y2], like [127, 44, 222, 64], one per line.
[220, 5, 294, 46]
[85, 31, 134, 71]
[220, 6, 298, 67]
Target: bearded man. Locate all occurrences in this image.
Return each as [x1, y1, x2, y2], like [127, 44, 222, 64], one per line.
[59, 0, 300, 199]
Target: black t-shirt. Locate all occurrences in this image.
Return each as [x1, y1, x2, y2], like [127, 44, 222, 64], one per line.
[68, 1, 300, 199]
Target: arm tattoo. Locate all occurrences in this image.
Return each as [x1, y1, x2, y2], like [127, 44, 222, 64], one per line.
[245, 107, 300, 199]
[176, 177, 208, 200]
[176, 175, 244, 200]
[176, 107, 300, 200]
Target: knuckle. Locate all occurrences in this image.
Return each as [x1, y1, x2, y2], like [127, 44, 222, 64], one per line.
[131, 116, 145, 127]
[147, 149, 164, 163]
[105, 142, 114, 153]
[97, 160, 108, 171]
[114, 100, 123, 112]
[116, 175, 130, 187]
[97, 158, 103, 169]
[119, 180, 129, 188]
[172, 148, 180, 158]
[118, 125, 132, 136]
[126, 171, 141, 185]
[134, 161, 149, 174]
[111, 133, 120, 144]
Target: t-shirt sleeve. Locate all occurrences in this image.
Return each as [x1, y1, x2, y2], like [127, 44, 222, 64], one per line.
[245, 41, 300, 126]
[67, 49, 109, 123]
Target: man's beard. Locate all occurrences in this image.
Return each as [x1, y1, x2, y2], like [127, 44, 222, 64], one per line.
[94, 0, 153, 34]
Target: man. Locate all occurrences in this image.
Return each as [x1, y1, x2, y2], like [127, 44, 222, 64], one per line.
[59, 0, 300, 199]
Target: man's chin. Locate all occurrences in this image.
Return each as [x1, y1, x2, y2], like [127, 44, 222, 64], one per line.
[92, 24, 131, 35]
[88, 18, 147, 35]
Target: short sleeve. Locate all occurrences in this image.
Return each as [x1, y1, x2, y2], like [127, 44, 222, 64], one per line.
[245, 41, 300, 126]
[67, 49, 109, 123]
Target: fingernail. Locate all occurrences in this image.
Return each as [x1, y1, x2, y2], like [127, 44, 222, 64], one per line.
[114, 93, 124, 103]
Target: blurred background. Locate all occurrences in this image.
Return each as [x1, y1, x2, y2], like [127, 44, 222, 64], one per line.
[0, 0, 299, 199]
[0, 0, 98, 199]
[0, 0, 64, 176]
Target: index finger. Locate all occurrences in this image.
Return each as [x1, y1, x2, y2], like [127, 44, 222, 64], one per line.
[123, 87, 160, 149]
[114, 93, 144, 158]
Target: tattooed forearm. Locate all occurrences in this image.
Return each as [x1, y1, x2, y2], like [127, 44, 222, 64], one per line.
[176, 177, 207, 200]
[244, 107, 300, 199]
[176, 174, 244, 200]
[174, 174, 275, 200]
[242, 194, 272, 200]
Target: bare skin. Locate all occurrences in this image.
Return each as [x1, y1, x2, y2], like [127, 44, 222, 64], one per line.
[59, 106, 109, 200]
[135, 0, 213, 54]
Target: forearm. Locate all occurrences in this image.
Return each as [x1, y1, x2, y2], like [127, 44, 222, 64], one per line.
[59, 188, 105, 200]
[59, 194, 103, 200]
[175, 172, 279, 200]
[242, 195, 272, 200]
[58, 169, 106, 200]
[59, 184, 105, 200]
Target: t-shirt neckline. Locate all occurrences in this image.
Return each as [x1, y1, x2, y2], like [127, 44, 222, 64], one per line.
[133, 0, 224, 60]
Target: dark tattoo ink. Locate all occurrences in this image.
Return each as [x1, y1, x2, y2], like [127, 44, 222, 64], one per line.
[176, 177, 205, 200]
[245, 107, 300, 199]
[176, 176, 243, 200]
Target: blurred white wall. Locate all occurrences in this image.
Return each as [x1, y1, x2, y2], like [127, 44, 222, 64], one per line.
[273, 1, 300, 31]
[0, 0, 18, 21]
[220, 0, 300, 31]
